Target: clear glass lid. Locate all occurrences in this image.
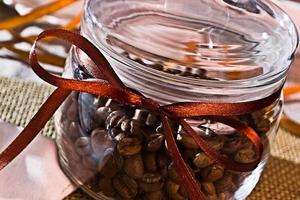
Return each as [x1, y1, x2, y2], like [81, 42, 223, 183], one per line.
[83, 0, 298, 84]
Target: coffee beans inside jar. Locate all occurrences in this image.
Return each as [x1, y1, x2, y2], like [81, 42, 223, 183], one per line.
[56, 74, 277, 199]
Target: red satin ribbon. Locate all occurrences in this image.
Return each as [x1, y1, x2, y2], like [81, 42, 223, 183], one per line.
[0, 29, 281, 200]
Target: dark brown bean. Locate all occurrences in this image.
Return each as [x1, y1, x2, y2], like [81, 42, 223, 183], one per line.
[147, 133, 165, 152]
[201, 164, 224, 182]
[144, 152, 157, 172]
[139, 173, 164, 192]
[113, 174, 138, 199]
[117, 137, 142, 156]
[99, 151, 124, 178]
[201, 182, 216, 195]
[215, 174, 236, 193]
[193, 152, 213, 168]
[124, 154, 144, 179]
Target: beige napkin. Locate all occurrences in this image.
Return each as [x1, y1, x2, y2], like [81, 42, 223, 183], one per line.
[0, 121, 76, 200]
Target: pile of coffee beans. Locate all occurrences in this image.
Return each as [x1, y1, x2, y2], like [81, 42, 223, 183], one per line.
[56, 87, 273, 200]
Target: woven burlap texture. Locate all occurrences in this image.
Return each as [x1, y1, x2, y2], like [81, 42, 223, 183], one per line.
[0, 76, 299, 200]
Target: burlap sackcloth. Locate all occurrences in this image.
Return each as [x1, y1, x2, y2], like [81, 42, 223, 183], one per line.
[0, 76, 299, 200]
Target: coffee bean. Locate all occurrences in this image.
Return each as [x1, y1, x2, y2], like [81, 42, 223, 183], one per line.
[99, 151, 124, 178]
[147, 133, 165, 152]
[157, 154, 169, 177]
[113, 174, 138, 199]
[140, 173, 164, 192]
[177, 133, 199, 149]
[206, 194, 218, 200]
[193, 152, 213, 168]
[120, 118, 131, 132]
[144, 152, 157, 172]
[129, 119, 143, 136]
[215, 174, 236, 193]
[91, 128, 114, 159]
[168, 163, 181, 184]
[166, 179, 185, 200]
[206, 136, 225, 151]
[222, 137, 243, 154]
[218, 191, 232, 200]
[234, 148, 257, 163]
[99, 178, 115, 197]
[201, 182, 216, 195]
[143, 190, 166, 200]
[75, 137, 92, 156]
[117, 137, 142, 156]
[94, 106, 111, 126]
[201, 165, 224, 182]
[105, 111, 126, 130]
[145, 113, 159, 127]
[124, 154, 144, 179]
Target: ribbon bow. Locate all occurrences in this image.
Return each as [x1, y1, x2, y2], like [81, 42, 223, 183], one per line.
[0, 29, 281, 200]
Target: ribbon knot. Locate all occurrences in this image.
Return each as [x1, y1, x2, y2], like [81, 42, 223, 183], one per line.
[0, 29, 281, 200]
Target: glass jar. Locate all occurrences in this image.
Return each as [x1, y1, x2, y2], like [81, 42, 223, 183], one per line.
[55, 0, 298, 200]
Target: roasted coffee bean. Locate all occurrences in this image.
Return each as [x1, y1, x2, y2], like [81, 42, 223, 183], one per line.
[116, 116, 129, 128]
[206, 136, 225, 151]
[94, 106, 111, 126]
[157, 154, 169, 177]
[113, 174, 138, 199]
[143, 190, 166, 200]
[140, 173, 164, 192]
[218, 191, 232, 200]
[201, 164, 224, 182]
[91, 128, 114, 158]
[206, 194, 218, 200]
[105, 111, 126, 130]
[193, 152, 213, 168]
[166, 179, 185, 200]
[147, 133, 165, 152]
[75, 137, 92, 156]
[120, 118, 131, 132]
[168, 163, 181, 184]
[177, 133, 199, 149]
[114, 132, 126, 142]
[145, 113, 159, 127]
[215, 174, 236, 193]
[99, 151, 124, 178]
[117, 137, 142, 156]
[234, 148, 257, 163]
[201, 182, 216, 195]
[108, 127, 121, 138]
[99, 178, 115, 197]
[222, 137, 243, 154]
[129, 119, 143, 136]
[132, 109, 149, 122]
[124, 154, 144, 179]
[144, 152, 157, 172]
